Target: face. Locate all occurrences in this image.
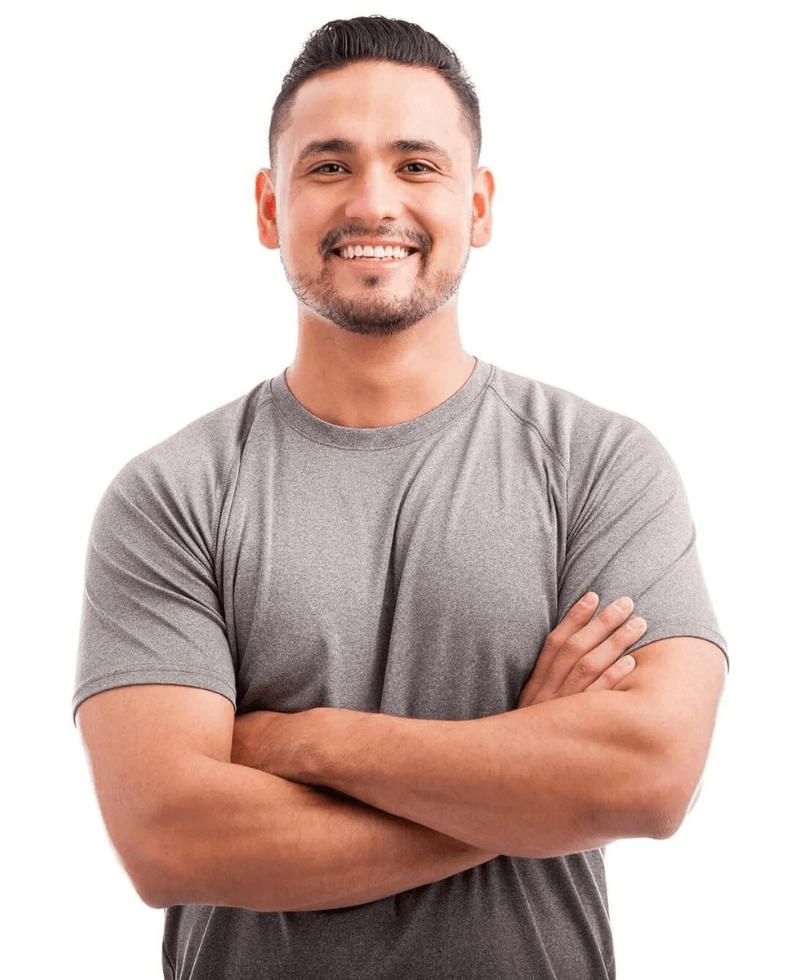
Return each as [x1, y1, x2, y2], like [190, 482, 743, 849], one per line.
[257, 61, 493, 337]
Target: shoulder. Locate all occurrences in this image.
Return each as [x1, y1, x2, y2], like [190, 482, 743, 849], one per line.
[121, 381, 269, 485]
[485, 363, 669, 478]
[92, 380, 272, 553]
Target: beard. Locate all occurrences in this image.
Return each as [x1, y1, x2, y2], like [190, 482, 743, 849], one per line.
[280, 223, 470, 337]
[286, 265, 467, 337]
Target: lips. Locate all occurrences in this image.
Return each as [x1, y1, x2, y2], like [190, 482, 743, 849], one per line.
[321, 224, 430, 260]
[333, 244, 416, 260]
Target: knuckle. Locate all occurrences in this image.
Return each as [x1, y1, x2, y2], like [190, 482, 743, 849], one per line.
[610, 655, 636, 681]
[609, 630, 634, 651]
[598, 605, 622, 627]
[613, 617, 645, 647]
[559, 636, 582, 659]
[572, 654, 597, 679]
[603, 660, 627, 681]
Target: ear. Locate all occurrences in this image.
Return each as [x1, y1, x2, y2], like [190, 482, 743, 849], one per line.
[470, 167, 495, 248]
[255, 168, 279, 249]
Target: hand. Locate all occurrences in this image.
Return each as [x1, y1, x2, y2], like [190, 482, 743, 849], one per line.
[517, 593, 647, 708]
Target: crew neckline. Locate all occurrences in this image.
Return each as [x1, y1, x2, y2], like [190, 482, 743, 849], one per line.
[270, 357, 494, 450]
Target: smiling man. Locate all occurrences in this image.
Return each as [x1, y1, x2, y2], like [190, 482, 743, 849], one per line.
[74, 16, 728, 980]
[265, 59, 488, 347]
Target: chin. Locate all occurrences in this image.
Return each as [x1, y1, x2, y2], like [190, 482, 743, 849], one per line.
[290, 267, 465, 338]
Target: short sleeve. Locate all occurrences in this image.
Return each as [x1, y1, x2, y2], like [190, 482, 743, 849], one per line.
[558, 414, 729, 670]
[72, 456, 238, 722]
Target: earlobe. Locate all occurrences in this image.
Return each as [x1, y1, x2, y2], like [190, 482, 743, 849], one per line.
[255, 168, 279, 250]
[471, 167, 495, 248]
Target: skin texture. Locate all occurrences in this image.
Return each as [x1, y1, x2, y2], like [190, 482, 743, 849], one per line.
[77, 60, 728, 912]
[77, 594, 665, 909]
[255, 60, 494, 428]
[78, 683, 501, 912]
[231, 600, 727, 858]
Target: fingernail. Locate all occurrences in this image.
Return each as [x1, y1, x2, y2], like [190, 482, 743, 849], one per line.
[615, 597, 634, 612]
[620, 655, 636, 668]
[628, 616, 647, 631]
[582, 592, 598, 606]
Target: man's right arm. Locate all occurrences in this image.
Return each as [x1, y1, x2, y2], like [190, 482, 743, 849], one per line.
[76, 683, 498, 913]
[77, 593, 640, 912]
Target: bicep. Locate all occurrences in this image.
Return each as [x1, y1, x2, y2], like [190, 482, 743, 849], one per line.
[559, 417, 728, 666]
[77, 684, 235, 898]
[615, 636, 727, 818]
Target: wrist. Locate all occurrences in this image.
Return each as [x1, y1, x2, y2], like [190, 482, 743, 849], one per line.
[292, 706, 333, 783]
[300, 706, 358, 782]
[300, 706, 373, 788]
[232, 707, 333, 783]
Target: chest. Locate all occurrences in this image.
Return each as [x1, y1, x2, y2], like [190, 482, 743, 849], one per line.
[221, 431, 564, 718]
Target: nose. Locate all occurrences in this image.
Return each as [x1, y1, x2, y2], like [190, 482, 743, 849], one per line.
[343, 166, 402, 226]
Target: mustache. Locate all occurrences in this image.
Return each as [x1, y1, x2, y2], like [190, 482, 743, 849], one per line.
[320, 223, 432, 258]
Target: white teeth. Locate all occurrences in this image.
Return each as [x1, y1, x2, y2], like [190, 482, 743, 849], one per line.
[337, 244, 411, 260]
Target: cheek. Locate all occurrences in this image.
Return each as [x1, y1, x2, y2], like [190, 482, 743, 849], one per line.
[276, 198, 325, 265]
[414, 190, 474, 249]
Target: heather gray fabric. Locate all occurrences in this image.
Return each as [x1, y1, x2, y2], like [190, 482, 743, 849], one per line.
[73, 357, 728, 980]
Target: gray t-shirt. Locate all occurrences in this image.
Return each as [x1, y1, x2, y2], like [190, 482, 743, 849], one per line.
[73, 358, 728, 979]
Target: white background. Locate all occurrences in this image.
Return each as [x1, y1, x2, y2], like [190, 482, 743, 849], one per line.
[2, 1, 797, 976]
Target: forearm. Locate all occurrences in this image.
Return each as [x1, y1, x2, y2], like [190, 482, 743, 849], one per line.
[141, 757, 497, 911]
[287, 692, 675, 858]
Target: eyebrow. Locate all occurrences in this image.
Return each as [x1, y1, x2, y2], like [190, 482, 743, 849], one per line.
[390, 140, 452, 165]
[296, 138, 453, 167]
[297, 139, 355, 165]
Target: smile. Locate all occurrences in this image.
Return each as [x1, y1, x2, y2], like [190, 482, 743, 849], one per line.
[332, 244, 416, 260]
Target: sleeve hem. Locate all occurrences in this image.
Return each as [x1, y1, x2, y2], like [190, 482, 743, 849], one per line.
[72, 670, 238, 725]
[624, 622, 730, 673]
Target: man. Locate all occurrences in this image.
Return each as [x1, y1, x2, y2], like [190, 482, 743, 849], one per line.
[74, 16, 728, 979]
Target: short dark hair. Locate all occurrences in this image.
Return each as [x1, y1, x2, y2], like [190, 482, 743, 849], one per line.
[269, 16, 481, 168]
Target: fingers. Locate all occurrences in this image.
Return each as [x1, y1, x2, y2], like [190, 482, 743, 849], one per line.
[584, 653, 637, 692]
[539, 597, 643, 698]
[558, 614, 647, 697]
[516, 592, 650, 710]
[528, 592, 600, 684]
[520, 596, 648, 709]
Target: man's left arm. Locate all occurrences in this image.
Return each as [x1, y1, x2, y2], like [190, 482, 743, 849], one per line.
[239, 635, 725, 858]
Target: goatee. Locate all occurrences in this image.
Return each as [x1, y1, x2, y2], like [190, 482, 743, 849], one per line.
[286, 267, 466, 337]
[280, 222, 470, 337]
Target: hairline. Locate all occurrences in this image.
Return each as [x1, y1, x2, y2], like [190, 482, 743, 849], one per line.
[269, 61, 481, 173]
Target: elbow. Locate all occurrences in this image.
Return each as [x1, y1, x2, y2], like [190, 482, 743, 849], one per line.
[642, 801, 685, 841]
[135, 881, 173, 911]
[134, 861, 180, 910]
[638, 762, 701, 841]
[110, 822, 186, 910]
[125, 853, 180, 911]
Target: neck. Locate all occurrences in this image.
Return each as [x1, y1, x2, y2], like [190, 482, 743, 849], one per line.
[285, 303, 476, 428]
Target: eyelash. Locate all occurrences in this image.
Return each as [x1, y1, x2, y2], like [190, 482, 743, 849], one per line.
[313, 162, 434, 175]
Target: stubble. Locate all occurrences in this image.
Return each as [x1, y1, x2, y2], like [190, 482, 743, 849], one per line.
[280, 223, 470, 337]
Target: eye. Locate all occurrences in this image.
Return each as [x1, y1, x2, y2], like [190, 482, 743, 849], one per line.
[402, 161, 434, 174]
[313, 163, 347, 175]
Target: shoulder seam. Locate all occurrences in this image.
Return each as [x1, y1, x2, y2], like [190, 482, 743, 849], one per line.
[212, 384, 272, 553]
[485, 382, 569, 475]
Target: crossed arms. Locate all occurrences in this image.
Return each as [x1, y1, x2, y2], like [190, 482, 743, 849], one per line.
[77, 593, 726, 912]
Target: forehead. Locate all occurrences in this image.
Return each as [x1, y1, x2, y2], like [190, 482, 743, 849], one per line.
[278, 61, 472, 168]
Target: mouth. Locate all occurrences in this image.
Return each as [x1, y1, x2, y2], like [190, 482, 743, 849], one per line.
[331, 244, 418, 261]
